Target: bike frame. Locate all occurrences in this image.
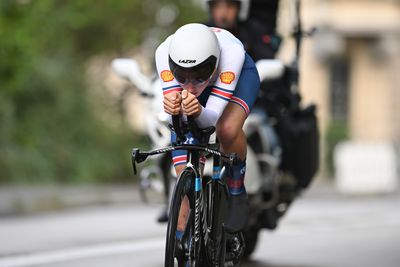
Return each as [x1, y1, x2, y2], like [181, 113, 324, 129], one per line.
[180, 137, 229, 266]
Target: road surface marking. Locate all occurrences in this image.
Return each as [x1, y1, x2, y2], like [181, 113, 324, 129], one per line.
[0, 237, 164, 267]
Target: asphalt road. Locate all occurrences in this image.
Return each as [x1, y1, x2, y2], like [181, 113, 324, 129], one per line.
[0, 184, 399, 267]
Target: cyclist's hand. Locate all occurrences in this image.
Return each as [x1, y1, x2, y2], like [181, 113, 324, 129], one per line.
[163, 91, 182, 115]
[182, 90, 202, 117]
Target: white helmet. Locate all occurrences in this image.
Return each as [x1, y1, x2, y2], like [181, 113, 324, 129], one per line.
[168, 23, 220, 90]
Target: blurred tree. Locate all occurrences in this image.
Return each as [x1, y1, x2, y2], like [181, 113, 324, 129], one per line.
[0, 0, 205, 183]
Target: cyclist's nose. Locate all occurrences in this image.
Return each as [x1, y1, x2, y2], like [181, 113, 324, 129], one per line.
[185, 83, 196, 94]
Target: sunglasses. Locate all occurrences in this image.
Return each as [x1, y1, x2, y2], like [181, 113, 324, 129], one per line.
[169, 55, 217, 86]
[173, 70, 212, 85]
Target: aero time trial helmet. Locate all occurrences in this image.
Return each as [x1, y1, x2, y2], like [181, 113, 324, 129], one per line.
[168, 23, 220, 95]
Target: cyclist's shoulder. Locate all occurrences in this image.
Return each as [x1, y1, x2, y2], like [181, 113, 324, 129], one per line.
[155, 35, 173, 62]
[210, 27, 239, 43]
[211, 28, 244, 57]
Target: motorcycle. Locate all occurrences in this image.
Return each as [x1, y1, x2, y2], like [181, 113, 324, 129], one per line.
[112, 58, 174, 211]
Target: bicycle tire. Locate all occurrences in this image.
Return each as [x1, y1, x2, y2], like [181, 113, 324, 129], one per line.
[165, 169, 201, 267]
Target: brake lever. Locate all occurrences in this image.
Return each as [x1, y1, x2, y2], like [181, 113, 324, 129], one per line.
[131, 148, 149, 175]
[131, 149, 139, 175]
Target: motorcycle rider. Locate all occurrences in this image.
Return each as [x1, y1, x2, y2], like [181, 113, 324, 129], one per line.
[155, 23, 260, 232]
[206, 0, 289, 231]
[205, 0, 281, 61]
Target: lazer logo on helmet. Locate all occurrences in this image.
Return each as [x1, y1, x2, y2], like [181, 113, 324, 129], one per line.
[178, 59, 196, 64]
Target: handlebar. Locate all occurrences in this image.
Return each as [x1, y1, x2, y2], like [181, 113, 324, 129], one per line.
[131, 144, 239, 175]
[132, 114, 237, 175]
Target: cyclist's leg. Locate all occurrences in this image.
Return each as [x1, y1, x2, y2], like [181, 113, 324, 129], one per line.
[218, 53, 259, 160]
[217, 103, 249, 232]
[217, 104, 247, 160]
[216, 53, 260, 232]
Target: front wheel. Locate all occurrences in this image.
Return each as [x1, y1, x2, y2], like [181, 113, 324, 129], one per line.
[165, 169, 202, 267]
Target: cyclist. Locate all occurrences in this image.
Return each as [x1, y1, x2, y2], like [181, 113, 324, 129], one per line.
[205, 0, 281, 61]
[155, 23, 260, 233]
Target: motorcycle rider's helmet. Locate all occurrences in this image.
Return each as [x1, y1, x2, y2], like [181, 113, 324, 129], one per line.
[168, 23, 220, 96]
[205, 0, 249, 21]
[207, 0, 242, 5]
[206, 0, 242, 8]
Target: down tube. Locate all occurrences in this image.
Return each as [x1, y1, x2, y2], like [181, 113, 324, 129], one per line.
[193, 171, 203, 265]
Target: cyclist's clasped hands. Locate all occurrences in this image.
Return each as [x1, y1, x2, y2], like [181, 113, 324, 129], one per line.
[181, 90, 202, 117]
[163, 90, 202, 117]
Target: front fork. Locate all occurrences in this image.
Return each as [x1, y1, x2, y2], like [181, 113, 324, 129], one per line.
[184, 152, 203, 266]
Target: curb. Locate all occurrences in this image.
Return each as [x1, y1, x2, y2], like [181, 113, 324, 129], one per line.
[0, 185, 141, 217]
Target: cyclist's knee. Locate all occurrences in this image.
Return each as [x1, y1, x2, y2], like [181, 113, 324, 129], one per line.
[216, 121, 241, 145]
[216, 103, 247, 141]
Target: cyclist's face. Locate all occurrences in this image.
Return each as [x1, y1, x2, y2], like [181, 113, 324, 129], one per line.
[180, 80, 210, 97]
[210, 2, 239, 29]
[175, 68, 214, 96]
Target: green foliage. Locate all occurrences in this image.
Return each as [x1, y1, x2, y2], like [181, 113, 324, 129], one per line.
[0, 0, 206, 183]
[325, 119, 348, 176]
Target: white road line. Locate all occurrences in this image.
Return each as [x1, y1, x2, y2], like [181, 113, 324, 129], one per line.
[0, 237, 164, 267]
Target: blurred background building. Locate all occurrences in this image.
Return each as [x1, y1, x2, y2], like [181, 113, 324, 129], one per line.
[283, 0, 400, 193]
[294, 0, 400, 143]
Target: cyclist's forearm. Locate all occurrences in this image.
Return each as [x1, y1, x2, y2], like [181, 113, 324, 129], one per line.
[195, 107, 218, 128]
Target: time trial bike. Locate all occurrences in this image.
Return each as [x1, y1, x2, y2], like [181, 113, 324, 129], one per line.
[132, 115, 245, 266]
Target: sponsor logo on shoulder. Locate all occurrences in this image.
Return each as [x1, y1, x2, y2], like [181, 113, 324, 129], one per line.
[161, 70, 174, 82]
[220, 71, 236, 84]
[178, 59, 196, 64]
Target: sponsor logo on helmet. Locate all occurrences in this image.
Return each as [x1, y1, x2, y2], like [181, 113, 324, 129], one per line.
[220, 71, 236, 84]
[178, 59, 196, 64]
[161, 70, 174, 82]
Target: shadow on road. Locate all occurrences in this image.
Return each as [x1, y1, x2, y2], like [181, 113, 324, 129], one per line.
[242, 259, 321, 267]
